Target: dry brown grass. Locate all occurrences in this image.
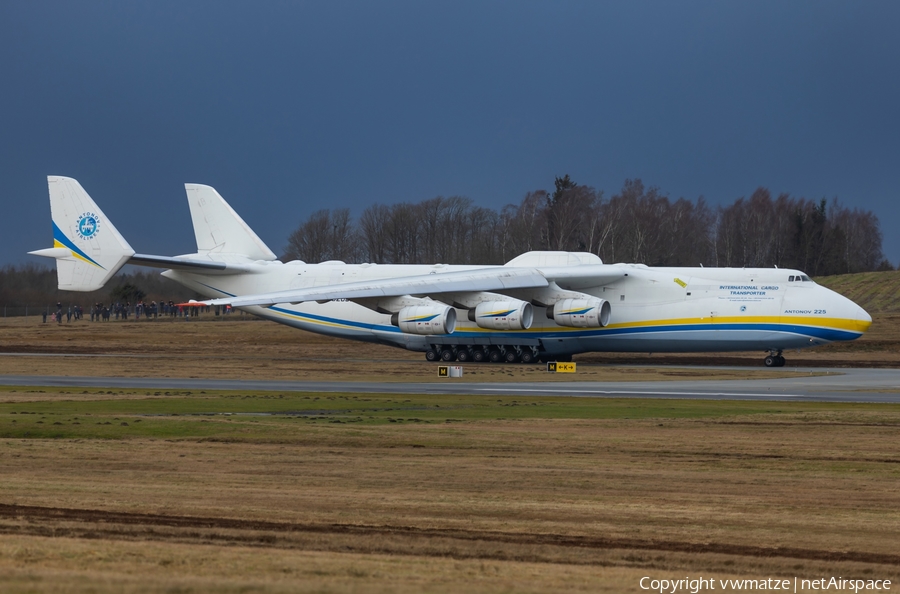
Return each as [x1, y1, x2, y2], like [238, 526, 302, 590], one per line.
[0, 534, 655, 594]
[2, 413, 900, 592]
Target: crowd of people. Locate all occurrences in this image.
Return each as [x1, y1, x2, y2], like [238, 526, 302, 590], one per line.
[43, 300, 232, 323]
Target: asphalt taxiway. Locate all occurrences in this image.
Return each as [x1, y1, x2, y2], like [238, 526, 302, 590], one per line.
[1, 367, 899, 403]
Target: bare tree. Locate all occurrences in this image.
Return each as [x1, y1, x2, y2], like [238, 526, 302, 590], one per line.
[283, 208, 359, 263]
[498, 190, 549, 260]
[280, 179, 888, 274]
[359, 204, 391, 263]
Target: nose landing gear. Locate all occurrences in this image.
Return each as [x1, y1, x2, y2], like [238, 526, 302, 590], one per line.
[764, 350, 786, 367]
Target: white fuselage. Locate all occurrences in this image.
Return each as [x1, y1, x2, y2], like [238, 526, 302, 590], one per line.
[162, 260, 871, 357]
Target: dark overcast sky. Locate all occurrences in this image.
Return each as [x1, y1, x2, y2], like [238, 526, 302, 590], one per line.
[3, 1, 899, 266]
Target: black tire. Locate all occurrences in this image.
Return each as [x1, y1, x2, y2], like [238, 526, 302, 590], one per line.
[472, 348, 486, 363]
[425, 349, 438, 362]
[488, 349, 503, 363]
[764, 355, 776, 367]
[456, 349, 471, 362]
[520, 350, 535, 364]
[441, 349, 456, 362]
[504, 350, 520, 363]
[776, 355, 786, 367]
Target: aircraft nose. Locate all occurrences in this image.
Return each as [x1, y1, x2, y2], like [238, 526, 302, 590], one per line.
[855, 305, 872, 333]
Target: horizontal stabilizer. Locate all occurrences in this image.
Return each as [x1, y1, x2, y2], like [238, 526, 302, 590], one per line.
[130, 254, 227, 271]
[128, 253, 253, 274]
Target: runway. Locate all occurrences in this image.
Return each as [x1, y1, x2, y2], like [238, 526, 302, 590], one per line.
[1, 366, 899, 402]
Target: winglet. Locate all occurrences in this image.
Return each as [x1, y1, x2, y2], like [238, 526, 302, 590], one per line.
[29, 176, 135, 291]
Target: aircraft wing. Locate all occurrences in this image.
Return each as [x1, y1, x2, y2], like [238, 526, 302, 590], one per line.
[203, 267, 551, 307]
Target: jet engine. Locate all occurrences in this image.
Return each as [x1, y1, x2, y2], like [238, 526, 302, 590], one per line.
[467, 300, 533, 330]
[392, 305, 456, 335]
[548, 298, 611, 328]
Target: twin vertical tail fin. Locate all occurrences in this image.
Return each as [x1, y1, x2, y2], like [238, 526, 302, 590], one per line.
[184, 184, 276, 260]
[29, 177, 274, 291]
[29, 176, 135, 291]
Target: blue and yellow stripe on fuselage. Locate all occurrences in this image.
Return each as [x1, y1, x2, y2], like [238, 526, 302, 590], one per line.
[257, 304, 868, 351]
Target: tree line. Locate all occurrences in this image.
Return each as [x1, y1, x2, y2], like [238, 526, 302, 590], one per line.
[284, 177, 890, 275]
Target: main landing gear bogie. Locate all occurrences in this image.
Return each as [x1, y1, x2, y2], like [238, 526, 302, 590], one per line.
[764, 351, 786, 367]
[455, 348, 472, 363]
[426, 345, 540, 365]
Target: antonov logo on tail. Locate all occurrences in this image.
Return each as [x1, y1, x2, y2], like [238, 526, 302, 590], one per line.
[76, 213, 99, 240]
[30, 176, 873, 369]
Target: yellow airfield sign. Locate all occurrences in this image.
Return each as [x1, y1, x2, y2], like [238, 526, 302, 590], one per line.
[547, 362, 576, 373]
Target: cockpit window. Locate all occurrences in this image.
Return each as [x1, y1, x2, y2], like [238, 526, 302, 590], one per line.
[788, 275, 795, 282]
[800, 274, 811, 282]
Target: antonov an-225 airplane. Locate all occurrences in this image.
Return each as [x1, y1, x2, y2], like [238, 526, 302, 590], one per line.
[30, 176, 872, 367]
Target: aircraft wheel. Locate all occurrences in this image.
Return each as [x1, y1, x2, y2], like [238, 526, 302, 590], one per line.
[504, 350, 520, 363]
[456, 349, 472, 362]
[776, 355, 786, 367]
[472, 348, 486, 363]
[764, 355, 777, 367]
[425, 349, 438, 362]
[441, 349, 456, 362]
[488, 349, 503, 363]
[520, 350, 536, 364]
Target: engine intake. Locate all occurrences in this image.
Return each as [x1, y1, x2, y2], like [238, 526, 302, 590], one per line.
[549, 298, 610, 328]
[392, 305, 456, 335]
[467, 300, 533, 330]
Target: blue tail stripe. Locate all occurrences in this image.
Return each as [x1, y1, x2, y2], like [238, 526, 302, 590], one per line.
[52, 221, 104, 268]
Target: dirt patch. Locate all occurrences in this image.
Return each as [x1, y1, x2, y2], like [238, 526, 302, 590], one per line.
[2, 503, 899, 567]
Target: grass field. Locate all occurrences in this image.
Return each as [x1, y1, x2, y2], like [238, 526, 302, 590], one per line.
[2, 383, 900, 592]
[817, 270, 900, 314]
[0, 301, 899, 592]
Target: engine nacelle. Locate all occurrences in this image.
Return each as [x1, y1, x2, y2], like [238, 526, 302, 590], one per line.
[467, 300, 533, 330]
[392, 305, 456, 335]
[549, 298, 611, 328]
